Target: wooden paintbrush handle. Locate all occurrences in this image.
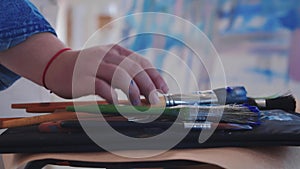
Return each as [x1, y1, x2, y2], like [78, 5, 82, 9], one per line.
[12, 97, 166, 113]
[0, 112, 100, 129]
[0, 117, 22, 122]
[11, 100, 108, 109]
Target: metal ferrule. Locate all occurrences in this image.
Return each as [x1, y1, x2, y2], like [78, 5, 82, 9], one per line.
[164, 92, 218, 107]
[254, 98, 266, 107]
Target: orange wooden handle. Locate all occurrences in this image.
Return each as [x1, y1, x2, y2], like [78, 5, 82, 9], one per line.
[0, 112, 100, 129]
[11, 97, 165, 113]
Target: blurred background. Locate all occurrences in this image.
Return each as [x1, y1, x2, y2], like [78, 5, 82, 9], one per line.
[0, 0, 299, 117]
[0, 0, 300, 168]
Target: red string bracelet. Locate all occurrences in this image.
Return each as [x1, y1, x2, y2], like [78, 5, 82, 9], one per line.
[42, 47, 72, 90]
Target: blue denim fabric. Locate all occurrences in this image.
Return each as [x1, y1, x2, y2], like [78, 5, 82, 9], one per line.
[0, 0, 57, 90]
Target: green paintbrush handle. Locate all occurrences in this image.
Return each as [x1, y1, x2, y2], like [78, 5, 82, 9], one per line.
[66, 104, 179, 116]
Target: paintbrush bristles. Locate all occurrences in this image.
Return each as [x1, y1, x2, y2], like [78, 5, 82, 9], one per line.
[248, 95, 296, 112]
[266, 95, 296, 112]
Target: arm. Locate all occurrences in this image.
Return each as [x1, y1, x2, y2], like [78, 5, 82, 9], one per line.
[0, 0, 57, 90]
[0, 33, 169, 104]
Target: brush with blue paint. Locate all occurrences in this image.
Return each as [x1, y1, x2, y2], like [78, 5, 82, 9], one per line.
[162, 86, 296, 112]
[221, 87, 296, 112]
[246, 91, 296, 112]
[12, 86, 296, 113]
[66, 104, 261, 125]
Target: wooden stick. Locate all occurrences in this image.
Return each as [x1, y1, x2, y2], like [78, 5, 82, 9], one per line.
[12, 99, 153, 113]
[0, 117, 22, 122]
[11, 100, 109, 109]
[0, 112, 100, 129]
[24, 100, 135, 113]
[25, 107, 67, 113]
[12, 100, 112, 113]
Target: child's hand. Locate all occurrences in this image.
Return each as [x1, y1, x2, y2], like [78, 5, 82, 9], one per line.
[45, 44, 169, 105]
[0, 33, 169, 105]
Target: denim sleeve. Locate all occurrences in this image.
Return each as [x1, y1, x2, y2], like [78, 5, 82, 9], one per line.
[0, 0, 57, 91]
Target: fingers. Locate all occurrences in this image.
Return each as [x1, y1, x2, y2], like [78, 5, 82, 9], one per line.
[103, 57, 159, 104]
[95, 78, 118, 104]
[145, 68, 169, 93]
[104, 45, 169, 99]
[115, 45, 169, 93]
[71, 75, 118, 103]
[79, 44, 169, 105]
[131, 55, 169, 93]
[96, 63, 141, 105]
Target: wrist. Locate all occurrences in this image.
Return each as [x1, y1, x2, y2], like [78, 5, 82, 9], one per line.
[43, 49, 79, 98]
[42, 48, 72, 90]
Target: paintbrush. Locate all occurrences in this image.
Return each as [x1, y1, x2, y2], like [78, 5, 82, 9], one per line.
[38, 120, 252, 133]
[246, 92, 296, 112]
[0, 112, 101, 129]
[11, 86, 296, 113]
[167, 86, 296, 111]
[11, 86, 245, 113]
[66, 104, 261, 125]
[2, 103, 260, 129]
